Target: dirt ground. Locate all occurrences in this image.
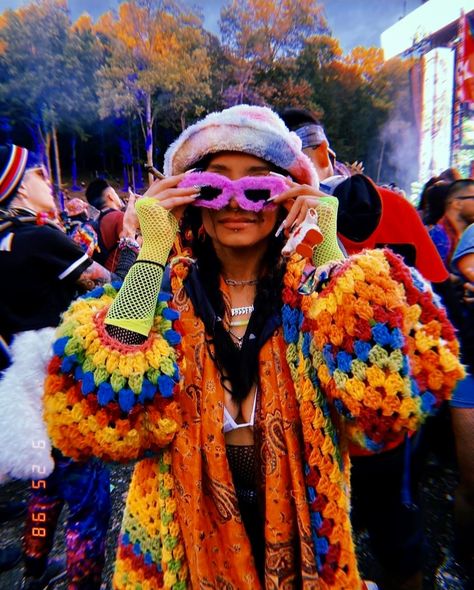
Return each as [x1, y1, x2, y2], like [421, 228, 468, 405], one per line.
[0, 450, 471, 590]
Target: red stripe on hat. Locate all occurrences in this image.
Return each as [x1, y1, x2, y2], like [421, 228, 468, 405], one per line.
[0, 145, 28, 203]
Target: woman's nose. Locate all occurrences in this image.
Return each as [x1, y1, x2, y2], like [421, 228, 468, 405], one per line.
[228, 196, 240, 210]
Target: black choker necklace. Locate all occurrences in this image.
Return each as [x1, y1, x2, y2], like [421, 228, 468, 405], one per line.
[224, 278, 258, 286]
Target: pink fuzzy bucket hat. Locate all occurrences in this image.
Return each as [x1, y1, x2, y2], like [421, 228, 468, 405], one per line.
[163, 105, 319, 187]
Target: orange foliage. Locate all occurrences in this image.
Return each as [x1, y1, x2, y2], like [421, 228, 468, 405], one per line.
[344, 46, 385, 82]
[72, 13, 94, 33]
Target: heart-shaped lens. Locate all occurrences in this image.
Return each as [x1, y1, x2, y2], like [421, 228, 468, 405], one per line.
[243, 189, 272, 203]
[198, 186, 223, 201]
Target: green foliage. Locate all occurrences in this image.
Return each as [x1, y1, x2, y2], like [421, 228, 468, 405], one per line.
[0, 1, 103, 136]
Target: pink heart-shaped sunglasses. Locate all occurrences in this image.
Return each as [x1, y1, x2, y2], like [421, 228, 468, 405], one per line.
[178, 171, 287, 212]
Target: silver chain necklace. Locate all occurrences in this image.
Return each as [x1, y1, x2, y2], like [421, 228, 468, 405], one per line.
[230, 305, 254, 317]
[224, 278, 258, 286]
[227, 329, 245, 349]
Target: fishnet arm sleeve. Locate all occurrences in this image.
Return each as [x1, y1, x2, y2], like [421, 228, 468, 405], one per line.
[114, 245, 138, 280]
[312, 196, 346, 268]
[106, 324, 147, 345]
[105, 198, 178, 337]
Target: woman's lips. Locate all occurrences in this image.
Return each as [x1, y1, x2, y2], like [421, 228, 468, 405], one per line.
[219, 216, 256, 229]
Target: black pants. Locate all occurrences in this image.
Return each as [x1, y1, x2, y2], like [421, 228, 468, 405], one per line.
[350, 432, 425, 577]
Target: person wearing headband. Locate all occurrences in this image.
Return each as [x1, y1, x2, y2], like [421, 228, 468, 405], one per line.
[43, 106, 463, 590]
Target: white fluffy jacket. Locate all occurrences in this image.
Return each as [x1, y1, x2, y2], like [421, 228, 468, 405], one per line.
[0, 328, 55, 482]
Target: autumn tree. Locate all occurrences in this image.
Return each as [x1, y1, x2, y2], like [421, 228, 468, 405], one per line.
[197, 31, 232, 114]
[295, 36, 412, 179]
[0, 1, 104, 191]
[66, 13, 106, 188]
[219, 0, 328, 105]
[97, 0, 210, 179]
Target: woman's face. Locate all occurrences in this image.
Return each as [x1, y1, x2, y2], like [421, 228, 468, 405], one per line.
[200, 152, 281, 250]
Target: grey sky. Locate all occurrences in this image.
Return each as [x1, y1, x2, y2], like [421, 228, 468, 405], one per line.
[0, 0, 423, 52]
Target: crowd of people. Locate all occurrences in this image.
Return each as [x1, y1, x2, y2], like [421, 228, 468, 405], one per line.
[0, 104, 471, 590]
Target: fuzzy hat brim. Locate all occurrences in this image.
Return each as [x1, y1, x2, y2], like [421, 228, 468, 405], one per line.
[163, 105, 319, 187]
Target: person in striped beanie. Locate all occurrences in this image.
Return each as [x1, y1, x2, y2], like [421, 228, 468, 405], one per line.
[0, 143, 117, 590]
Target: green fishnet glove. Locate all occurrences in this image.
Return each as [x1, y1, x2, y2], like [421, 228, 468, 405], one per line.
[312, 196, 346, 268]
[106, 198, 178, 336]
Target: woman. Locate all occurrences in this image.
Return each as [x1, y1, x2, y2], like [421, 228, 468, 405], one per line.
[44, 106, 463, 589]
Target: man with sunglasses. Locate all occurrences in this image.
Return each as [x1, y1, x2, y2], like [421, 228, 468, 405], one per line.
[429, 179, 474, 268]
[0, 143, 117, 589]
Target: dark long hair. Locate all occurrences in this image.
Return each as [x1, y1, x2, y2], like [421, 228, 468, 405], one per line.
[180, 204, 287, 401]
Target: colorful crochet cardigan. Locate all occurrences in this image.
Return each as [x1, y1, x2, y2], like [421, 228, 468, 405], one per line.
[44, 249, 464, 590]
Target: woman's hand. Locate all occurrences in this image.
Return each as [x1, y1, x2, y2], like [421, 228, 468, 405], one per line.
[120, 192, 140, 239]
[269, 174, 345, 265]
[134, 172, 198, 262]
[143, 172, 199, 221]
[268, 174, 328, 233]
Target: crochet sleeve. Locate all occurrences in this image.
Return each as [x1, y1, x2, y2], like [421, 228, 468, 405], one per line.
[283, 249, 465, 453]
[43, 282, 182, 463]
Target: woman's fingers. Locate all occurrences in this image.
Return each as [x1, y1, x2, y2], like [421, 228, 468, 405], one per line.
[138, 171, 200, 221]
[158, 193, 199, 211]
[276, 195, 320, 233]
[284, 197, 320, 229]
[269, 184, 327, 204]
[142, 169, 200, 218]
[268, 181, 326, 234]
[157, 186, 199, 208]
[143, 171, 192, 198]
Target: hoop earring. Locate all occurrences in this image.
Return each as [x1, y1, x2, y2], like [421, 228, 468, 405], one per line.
[198, 224, 206, 242]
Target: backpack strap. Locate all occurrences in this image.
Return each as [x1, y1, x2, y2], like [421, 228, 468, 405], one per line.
[93, 209, 117, 265]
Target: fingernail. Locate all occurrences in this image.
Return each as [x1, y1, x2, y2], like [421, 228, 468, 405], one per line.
[185, 168, 197, 174]
[275, 220, 286, 237]
[269, 171, 287, 179]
